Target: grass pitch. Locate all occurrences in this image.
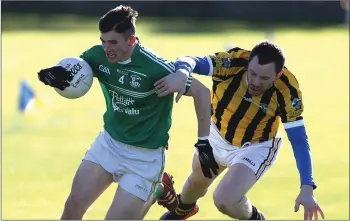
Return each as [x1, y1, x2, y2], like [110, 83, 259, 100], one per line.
[2, 19, 349, 220]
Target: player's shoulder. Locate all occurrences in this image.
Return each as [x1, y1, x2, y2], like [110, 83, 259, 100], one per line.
[80, 44, 104, 59]
[210, 47, 250, 72]
[226, 47, 251, 60]
[214, 47, 250, 60]
[274, 66, 300, 93]
[137, 43, 172, 64]
[79, 45, 106, 70]
[136, 42, 175, 74]
[85, 44, 104, 52]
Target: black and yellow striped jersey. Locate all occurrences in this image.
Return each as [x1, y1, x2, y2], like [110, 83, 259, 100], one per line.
[208, 48, 303, 146]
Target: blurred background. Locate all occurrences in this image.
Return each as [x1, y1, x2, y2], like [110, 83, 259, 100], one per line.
[2, 1, 349, 220]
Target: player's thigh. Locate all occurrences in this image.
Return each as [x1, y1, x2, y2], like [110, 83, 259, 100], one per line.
[83, 129, 124, 174]
[232, 136, 282, 181]
[207, 122, 240, 167]
[105, 176, 153, 220]
[189, 122, 229, 188]
[214, 163, 257, 205]
[112, 140, 166, 200]
[69, 160, 113, 206]
[68, 130, 115, 205]
[213, 136, 283, 203]
[190, 152, 226, 188]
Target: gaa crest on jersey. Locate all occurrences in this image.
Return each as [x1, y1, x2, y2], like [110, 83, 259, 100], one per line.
[292, 98, 302, 110]
[130, 75, 141, 88]
[222, 58, 231, 68]
[259, 103, 268, 113]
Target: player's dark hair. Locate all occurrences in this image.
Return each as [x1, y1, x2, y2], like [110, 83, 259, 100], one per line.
[99, 5, 138, 40]
[249, 40, 285, 74]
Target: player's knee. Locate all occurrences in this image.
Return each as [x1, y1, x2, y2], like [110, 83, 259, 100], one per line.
[213, 197, 228, 215]
[213, 188, 226, 214]
[213, 187, 243, 216]
[213, 196, 243, 218]
[188, 167, 215, 188]
[213, 185, 242, 205]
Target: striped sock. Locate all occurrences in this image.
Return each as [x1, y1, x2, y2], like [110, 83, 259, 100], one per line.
[249, 205, 261, 220]
[174, 195, 196, 215]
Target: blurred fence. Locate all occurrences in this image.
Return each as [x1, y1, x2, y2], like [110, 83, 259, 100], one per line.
[1, 1, 346, 23]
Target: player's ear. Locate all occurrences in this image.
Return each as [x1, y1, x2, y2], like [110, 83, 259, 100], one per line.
[128, 35, 136, 46]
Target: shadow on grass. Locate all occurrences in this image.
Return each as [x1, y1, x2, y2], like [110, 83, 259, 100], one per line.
[2, 13, 348, 33]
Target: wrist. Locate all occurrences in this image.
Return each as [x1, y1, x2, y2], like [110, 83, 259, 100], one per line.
[301, 180, 317, 190]
[198, 136, 209, 140]
[300, 184, 315, 193]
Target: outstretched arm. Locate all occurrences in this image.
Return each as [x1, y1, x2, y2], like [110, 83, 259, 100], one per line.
[278, 68, 324, 220]
[175, 56, 214, 76]
[284, 121, 316, 189]
[285, 121, 325, 219]
[155, 48, 249, 98]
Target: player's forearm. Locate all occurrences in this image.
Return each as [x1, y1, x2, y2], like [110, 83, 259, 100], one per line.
[194, 88, 211, 137]
[186, 79, 211, 137]
[285, 121, 317, 189]
[175, 56, 212, 76]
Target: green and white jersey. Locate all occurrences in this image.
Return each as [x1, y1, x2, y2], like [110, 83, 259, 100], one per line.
[80, 39, 175, 149]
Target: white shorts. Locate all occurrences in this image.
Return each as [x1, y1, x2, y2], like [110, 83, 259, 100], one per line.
[83, 129, 165, 201]
[203, 123, 282, 180]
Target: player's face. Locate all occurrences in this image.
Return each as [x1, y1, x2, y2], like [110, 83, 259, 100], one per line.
[247, 56, 278, 96]
[100, 31, 133, 63]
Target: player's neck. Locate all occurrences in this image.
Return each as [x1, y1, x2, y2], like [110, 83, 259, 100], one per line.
[118, 44, 137, 64]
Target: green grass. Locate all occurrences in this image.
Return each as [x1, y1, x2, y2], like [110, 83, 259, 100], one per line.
[2, 21, 349, 220]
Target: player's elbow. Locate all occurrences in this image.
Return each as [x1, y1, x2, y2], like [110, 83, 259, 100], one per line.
[286, 126, 309, 146]
[187, 78, 210, 98]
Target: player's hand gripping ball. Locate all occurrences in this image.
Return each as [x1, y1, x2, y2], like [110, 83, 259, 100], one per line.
[38, 57, 94, 99]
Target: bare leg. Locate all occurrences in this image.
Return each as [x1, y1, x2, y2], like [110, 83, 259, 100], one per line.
[61, 160, 113, 220]
[105, 185, 151, 220]
[213, 163, 257, 219]
[180, 153, 226, 204]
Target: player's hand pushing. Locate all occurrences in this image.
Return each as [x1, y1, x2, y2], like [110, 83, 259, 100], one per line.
[38, 66, 73, 90]
[195, 139, 219, 179]
[294, 185, 325, 220]
[154, 69, 189, 101]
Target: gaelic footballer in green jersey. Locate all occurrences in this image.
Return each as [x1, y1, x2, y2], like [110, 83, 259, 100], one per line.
[37, 5, 212, 220]
[80, 41, 176, 149]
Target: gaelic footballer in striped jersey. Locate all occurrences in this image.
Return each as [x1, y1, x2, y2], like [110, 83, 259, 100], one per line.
[158, 40, 325, 220]
[37, 5, 212, 220]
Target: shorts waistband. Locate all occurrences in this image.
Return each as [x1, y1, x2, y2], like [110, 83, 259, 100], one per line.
[210, 121, 281, 148]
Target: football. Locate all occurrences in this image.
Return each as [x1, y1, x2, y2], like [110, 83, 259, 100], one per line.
[54, 57, 94, 99]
